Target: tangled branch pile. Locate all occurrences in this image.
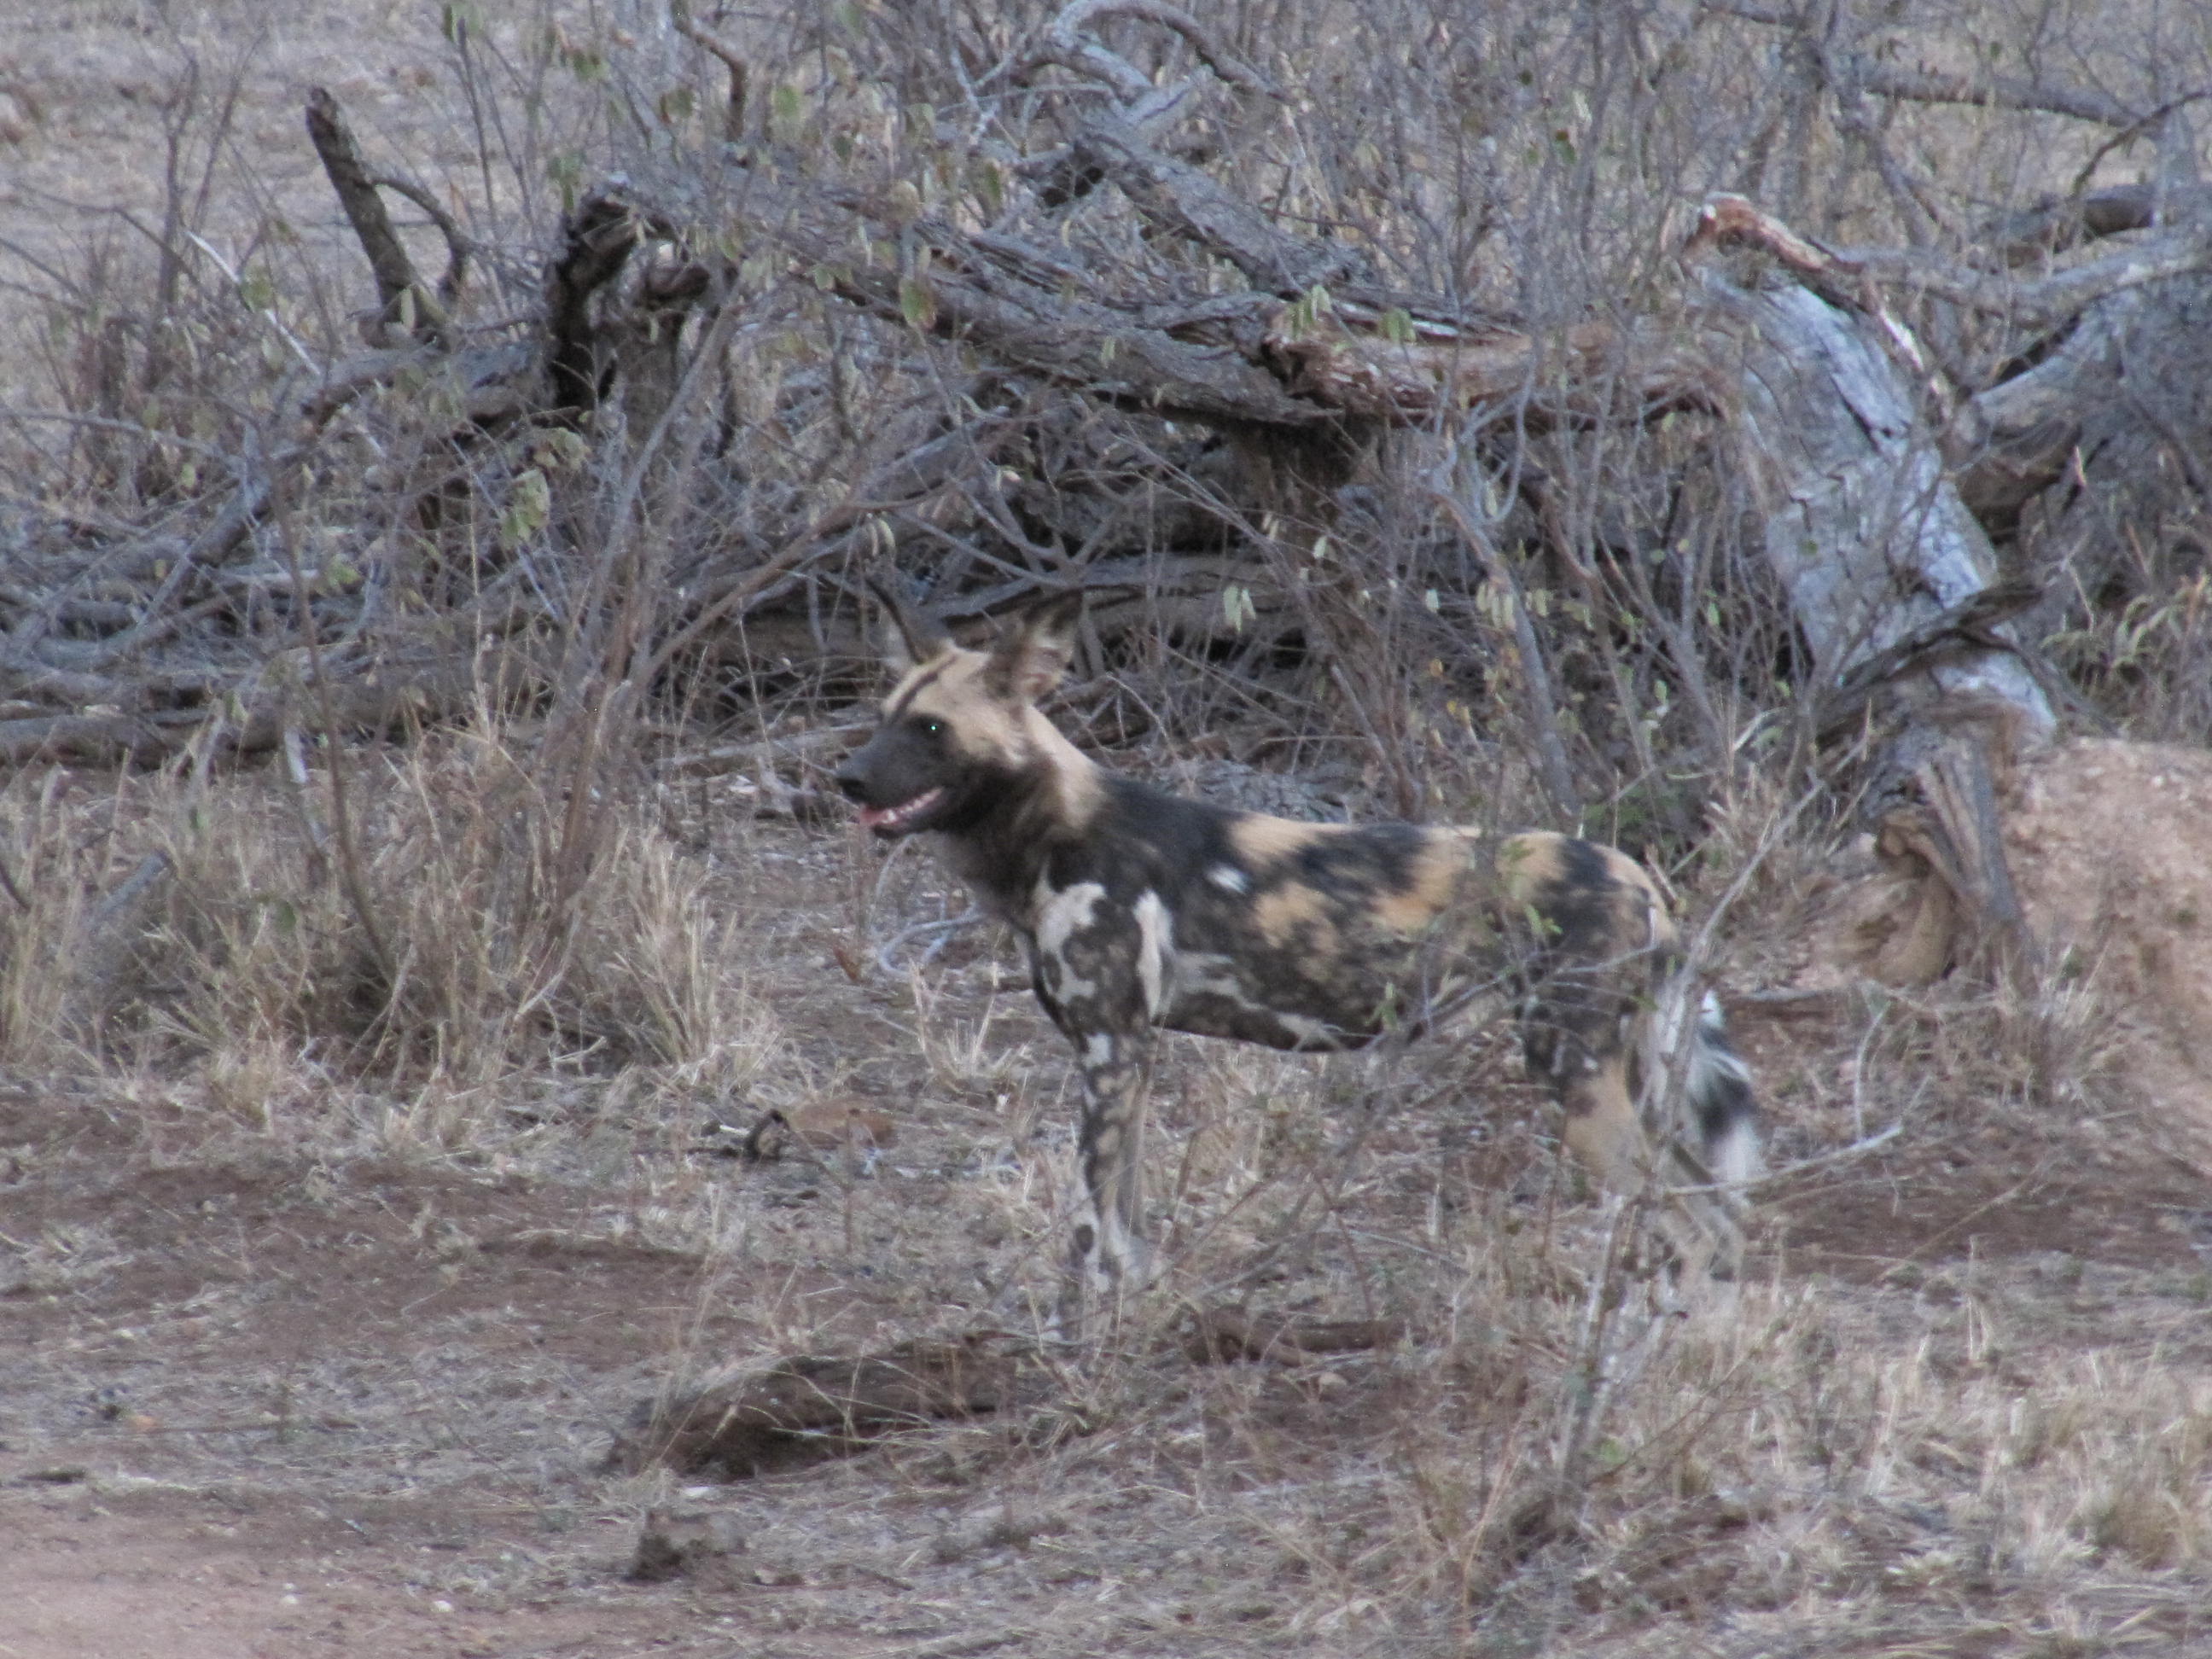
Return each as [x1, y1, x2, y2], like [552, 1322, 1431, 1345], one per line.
[3, 0, 2210, 843]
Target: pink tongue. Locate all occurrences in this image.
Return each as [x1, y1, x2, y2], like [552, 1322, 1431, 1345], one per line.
[857, 805, 893, 829]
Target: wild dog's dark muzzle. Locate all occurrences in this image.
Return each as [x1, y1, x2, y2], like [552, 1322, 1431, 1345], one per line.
[835, 731, 950, 836]
[831, 754, 875, 804]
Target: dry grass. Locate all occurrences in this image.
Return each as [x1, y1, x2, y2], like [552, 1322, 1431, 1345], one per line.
[1, 729, 783, 1160]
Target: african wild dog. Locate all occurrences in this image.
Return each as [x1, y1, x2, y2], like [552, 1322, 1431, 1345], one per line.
[834, 586, 1761, 1318]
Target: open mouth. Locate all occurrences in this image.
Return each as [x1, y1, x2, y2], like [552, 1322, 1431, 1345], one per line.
[855, 787, 946, 835]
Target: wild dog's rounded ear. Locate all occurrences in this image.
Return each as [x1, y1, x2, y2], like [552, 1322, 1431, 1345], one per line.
[984, 588, 1086, 702]
[865, 571, 953, 675]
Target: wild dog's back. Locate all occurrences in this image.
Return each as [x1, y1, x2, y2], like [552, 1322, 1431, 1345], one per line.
[1065, 783, 1493, 1052]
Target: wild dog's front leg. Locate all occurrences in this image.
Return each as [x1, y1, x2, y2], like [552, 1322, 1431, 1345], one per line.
[1030, 880, 1166, 1333]
[1068, 1023, 1155, 1317]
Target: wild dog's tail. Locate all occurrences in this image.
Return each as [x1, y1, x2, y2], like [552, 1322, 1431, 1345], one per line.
[1636, 975, 1762, 1286]
[1679, 986, 1761, 1192]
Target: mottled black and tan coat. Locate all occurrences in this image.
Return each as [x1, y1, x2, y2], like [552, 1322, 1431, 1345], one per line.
[835, 591, 1760, 1314]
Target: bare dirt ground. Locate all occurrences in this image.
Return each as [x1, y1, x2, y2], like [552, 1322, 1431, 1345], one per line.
[0, 0, 527, 293]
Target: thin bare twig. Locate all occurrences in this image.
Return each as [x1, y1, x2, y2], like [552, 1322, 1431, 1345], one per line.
[369, 172, 472, 304]
[1701, 4, 2162, 130]
[276, 521, 391, 982]
[0, 844, 29, 912]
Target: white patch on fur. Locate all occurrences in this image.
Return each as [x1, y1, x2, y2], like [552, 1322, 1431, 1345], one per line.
[1035, 879, 1106, 953]
[1084, 1033, 1115, 1065]
[1166, 953, 1340, 1048]
[1046, 963, 1098, 1004]
[1034, 880, 1107, 1001]
[1706, 1115, 1763, 1189]
[1074, 1195, 1155, 1293]
[1272, 1011, 1334, 1046]
[1208, 864, 1250, 894]
[1133, 891, 1173, 1019]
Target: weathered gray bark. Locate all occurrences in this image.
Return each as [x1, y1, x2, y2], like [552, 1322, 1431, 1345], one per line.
[1947, 181, 2212, 534]
[1705, 280, 2052, 731]
[1679, 198, 2057, 742]
[816, 137, 2063, 753]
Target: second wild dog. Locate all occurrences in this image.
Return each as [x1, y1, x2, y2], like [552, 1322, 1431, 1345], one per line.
[833, 587, 1761, 1318]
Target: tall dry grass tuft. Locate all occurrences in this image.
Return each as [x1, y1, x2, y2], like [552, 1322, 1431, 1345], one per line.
[0, 771, 107, 1064]
[0, 728, 777, 1138]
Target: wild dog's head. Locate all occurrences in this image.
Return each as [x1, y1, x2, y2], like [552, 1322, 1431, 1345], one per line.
[834, 581, 1092, 840]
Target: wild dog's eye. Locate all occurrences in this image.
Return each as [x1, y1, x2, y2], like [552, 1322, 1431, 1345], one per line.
[920, 719, 944, 736]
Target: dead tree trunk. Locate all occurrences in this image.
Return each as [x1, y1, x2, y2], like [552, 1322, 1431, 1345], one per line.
[1682, 196, 2056, 744]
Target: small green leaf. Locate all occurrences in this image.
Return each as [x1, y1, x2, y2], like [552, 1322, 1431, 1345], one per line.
[884, 179, 923, 224]
[499, 468, 552, 550]
[545, 151, 583, 213]
[771, 82, 803, 140]
[1381, 307, 1415, 346]
[898, 276, 937, 331]
[532, 428, 591, 472]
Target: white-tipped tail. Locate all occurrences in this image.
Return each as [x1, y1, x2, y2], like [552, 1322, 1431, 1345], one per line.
[1690, 989, 1762, 1186]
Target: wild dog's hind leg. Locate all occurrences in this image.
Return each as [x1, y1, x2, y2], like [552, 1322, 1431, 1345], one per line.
[1500, 834, 1757, 1289]
[1522, 963, 1757, 1289]
[1545, 1031, 1737, 1289]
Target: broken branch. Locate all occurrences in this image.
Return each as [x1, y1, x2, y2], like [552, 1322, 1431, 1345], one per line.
[305, 87, 453, 348]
